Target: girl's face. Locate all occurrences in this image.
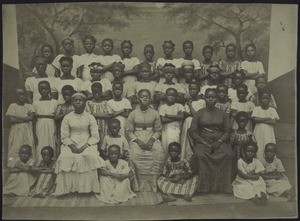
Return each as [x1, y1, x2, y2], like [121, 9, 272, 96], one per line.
[16, 89, 26, 104]
[83, 38, 95, 53]
[205, 91, 217, 107]
[41, 149, 53, 163]
[166, 89, 177, 105]
[62, 89, 73, 103]
[139, 66, 151, 80]
[90, 71, 101, 81]
[38, 83, 50, 97]
[109, 122, 121, 136]
[233, 73, 244, 86]
[19, 146, 31, 163]
[35, 60, 47, 74]
[237, 87, 248, 101]
[91, 87, 102, 100]
[112, 84, 123, 98]
[256, 78, 266, 91]
[163, 43, 174, 56]
[236, 116, 249, 129]
[244, 145, 257, 161]
[121, 43, 132, 56]
[226, 46, 236, 59]
[183, 68, 194, 81]
[260, 93, 271, 106]
[164, 70, 175, 82]
[183, 43, 193, 56]
[112, 67, 124, 79]
[189, 84, 200, 98]
[72, 95, 86, 111]
[63, 40, 74, 52]
[209, 68, 221, 81]
[246, 46, 256, 59]
[61, 60, 73, 75]
[203, 48, 213, 60]
[102, 40, 113, 55]
[169, 145, 180, 161]
[144, 47, 154, 60]
[138, 91, 150, 107]
[265, 145, 276, 161]
[108, 147, 120, 162]
[217, 86, 228, 100]
[42, 47, 52, 60]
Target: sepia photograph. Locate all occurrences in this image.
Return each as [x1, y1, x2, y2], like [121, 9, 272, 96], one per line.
[2, 1, 298, 220]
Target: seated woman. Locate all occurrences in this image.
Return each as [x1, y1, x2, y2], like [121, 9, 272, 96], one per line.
[125, 89, 166, 192]
[189, 88, 234, 194]
[54, 93, 105, 196]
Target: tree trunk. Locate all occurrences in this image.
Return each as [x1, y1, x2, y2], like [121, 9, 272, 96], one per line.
[235, 34, 244, 61]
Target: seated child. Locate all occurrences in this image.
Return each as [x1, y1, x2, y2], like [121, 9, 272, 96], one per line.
[159, 88, 185, 155]
[157, 142, 198, 202]
[30, 146, 56, 198]
[232, 141, 267, 205]
[261, 143, 295, 201]
[3, 145, 36, 196]
[96, 145, 136, 204]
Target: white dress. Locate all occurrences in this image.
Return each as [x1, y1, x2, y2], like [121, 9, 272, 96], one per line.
[32, 64, 56, 77]
[81, 79, 112, 94]
[78, 53, 99, 81]
[5, 103, 36, 167]
[54, 111, 105, 195]
[121, 57, 140, 83]
[97, 54, 121, 82]
[52, 54, 81, 78]
[241, 60, 265, 95]
[252, 106, 279, 161]
[33, 99, 58, 163]
[261, 157, 292, 197]
[95, 159, 136, 204]
[106, 98, 132, 136]
[231, 101, 255, 131]
[159, 103, 185, 155]
[232, 158, 267, 199]
[25, 76, 56, 102]
[100, 135, 129, 155]
[53, 77, 83, 104]
[180, 99, 206, 160]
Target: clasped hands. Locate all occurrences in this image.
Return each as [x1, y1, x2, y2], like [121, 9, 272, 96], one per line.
[202, 140, 222, 154]
[135, 138, 155, 151]
[68, 143, 89, 154]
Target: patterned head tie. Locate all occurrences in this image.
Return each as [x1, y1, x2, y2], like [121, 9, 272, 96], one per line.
[88, 62, 104, 72]
[162, 63, 176, 73]
[181, 60, 195, 69]
[71, 92, 86, 100]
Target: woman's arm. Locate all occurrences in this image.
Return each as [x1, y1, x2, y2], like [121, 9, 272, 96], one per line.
[110, 110, 125, 118]
[189, 111, 209, 145]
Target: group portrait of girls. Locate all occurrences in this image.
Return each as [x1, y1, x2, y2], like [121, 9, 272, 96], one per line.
[3, 34, 295, 205]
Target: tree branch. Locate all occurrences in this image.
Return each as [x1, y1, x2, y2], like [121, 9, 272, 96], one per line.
[200, 16, 237, 37]
[69, 9, 85, 37]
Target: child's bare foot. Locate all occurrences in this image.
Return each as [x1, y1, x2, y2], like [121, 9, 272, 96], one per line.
[182, 194, 192, 202]
[287, 188, 295, 202]
[260, 192, 267, 205]
[251, 195, 261, 205]
[162, 194, 177, 202]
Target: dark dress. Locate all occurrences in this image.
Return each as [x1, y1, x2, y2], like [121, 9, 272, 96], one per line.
[189, 107, 233, 193]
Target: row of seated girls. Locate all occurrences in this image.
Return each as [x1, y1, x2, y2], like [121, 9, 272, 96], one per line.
[4, 35, 294, 205]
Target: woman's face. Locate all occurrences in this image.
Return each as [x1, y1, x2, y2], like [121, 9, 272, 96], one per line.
[72, 95, 86, 111]
[63, 40, 74, 52]
[138, 91, 150, 107]
[205, 90, 217, 107]
[121, 43, 132, 56]
[83, 38, 95, 53]
[163, 43, 174, 56]
[183, 43, 193, 56]
[102, 40, 113, 54]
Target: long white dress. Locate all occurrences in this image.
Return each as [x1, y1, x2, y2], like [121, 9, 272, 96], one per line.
[52, 54, 81, 78]
[25, 76, 56, 102]
[121, 57, 140, 83]
[54, 111, 105, 195]
[232, 158, 267, 199]
[159, 103, 185, 155]
[5, 103, 36, 167]
[261, 157, 292, 197]
[96, 159, 136, 204]
[180, 99, 206, 160]
[33, 99, 58, 163]
[252, 106, 279, 161]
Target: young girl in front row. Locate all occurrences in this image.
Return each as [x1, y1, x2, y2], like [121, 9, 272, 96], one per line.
[3, 145, 36, 197]
[6, 89, 36, 167]
[261, 143, 295, 201]
[159, 88, 185, 155]
[252, 89, 279, 162]
[30, 146, 56, 198]
[232, 141, 267, 205]
[157, 142, 198, 202]
[96, 145, 136, 204]
[33, 81, 58, 163]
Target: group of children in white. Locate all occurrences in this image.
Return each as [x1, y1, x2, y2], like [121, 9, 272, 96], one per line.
[4, 35, 295, 205]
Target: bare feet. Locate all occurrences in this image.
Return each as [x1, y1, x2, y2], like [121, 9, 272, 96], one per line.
[182, 194, 192, 202]
[162, 193, 177, 202]
[260, 192, 267, 205]
[251, 195, 261, 205]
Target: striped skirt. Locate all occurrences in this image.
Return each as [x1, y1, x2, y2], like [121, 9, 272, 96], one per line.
[157, 176, 198, 196]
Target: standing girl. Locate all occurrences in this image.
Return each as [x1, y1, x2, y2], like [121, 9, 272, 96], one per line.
[215, 84, 232, 115]
[252, 90, 279, 161]
[159, 88, 185, 155]
[120, 40, 140, 83]
[199, 45, 214, 87]
[6, 89, 36, 167]
[97, 38, 122, 82]
[227, 69, 247, 102]
[179, 61, 196, 100]
[232, 141, 267, 205]
[33, 81, 58, 163]
[141, 44, 158, 81]
[32, 44, 56, 77]
[199, 63, 224, 96]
